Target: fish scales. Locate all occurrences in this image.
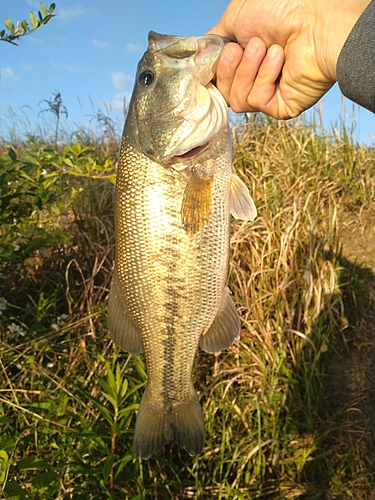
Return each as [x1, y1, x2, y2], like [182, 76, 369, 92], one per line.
[108, 31, 257, 459]
[116, 138, 231, 401]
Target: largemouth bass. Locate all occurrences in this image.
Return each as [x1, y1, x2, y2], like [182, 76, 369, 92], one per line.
[108, 31, 256, 459]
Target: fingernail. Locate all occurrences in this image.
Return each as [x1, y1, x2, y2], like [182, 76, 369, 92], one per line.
[222, 46, 236, 64]
[245, 39, 260, 57]
[267, 45, 279, 58]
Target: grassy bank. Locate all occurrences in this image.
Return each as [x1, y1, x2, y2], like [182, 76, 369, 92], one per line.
[0, 114, 375, 499]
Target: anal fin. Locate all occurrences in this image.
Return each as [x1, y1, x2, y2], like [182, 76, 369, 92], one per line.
[199, 287, 241, 353]
[108, 267, 143, 355]
[181, 167, 213, 235]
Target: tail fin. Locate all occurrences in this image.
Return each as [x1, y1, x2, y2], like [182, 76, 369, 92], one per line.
[132, 388, 205, 459]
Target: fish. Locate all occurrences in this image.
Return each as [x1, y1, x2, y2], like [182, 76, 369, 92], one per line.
[108, 30, 257, 460]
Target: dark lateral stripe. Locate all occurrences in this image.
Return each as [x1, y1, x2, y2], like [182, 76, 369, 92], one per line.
[161, 282, 182, 407]
[160, 227, 190, 407]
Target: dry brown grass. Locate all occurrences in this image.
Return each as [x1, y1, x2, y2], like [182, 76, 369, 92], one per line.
[1, 114, 375, 498]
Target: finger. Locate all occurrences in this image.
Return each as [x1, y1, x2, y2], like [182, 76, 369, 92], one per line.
[214, 43, 243, 105]
[227, 37, 268, 113]
[246, 44, 286, 117]
[205, 23, 228, 38]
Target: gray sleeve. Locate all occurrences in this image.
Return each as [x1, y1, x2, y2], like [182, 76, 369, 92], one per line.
[336, 0, 375, 113]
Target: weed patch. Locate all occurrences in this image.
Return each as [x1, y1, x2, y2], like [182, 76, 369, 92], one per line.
[1, 114, 375, 498]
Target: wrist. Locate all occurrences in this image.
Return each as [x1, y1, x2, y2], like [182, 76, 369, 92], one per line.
[314, 0, 372, 82]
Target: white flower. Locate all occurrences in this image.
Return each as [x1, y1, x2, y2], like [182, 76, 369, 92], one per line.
[57, 314, 68, 326]
[51, 314, 68, 331]
[8, 322, 27, 336]
[0, 297, 7, 314]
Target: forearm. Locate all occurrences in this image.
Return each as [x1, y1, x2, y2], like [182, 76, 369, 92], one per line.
[336, 0, 375, 113]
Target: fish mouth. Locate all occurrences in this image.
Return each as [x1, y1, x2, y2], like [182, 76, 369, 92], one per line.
[167, 82, 228, 163]
[172, 142, 209, 161]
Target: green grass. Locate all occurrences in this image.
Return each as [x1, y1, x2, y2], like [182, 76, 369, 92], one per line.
[0, 113, 375, 499]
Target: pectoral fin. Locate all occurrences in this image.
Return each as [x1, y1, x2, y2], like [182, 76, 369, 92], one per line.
[230, 173, 257, 221]
[108, 268, 143, 355]
[181, 167, 213, 235]
[199, 287, 241, 353]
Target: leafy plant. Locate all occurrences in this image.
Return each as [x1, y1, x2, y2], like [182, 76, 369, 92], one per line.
[1, 3, 55, 45]
[77, 354, 146, 496]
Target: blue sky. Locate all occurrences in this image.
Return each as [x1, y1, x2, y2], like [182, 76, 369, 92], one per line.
[1, 0, 374, 144]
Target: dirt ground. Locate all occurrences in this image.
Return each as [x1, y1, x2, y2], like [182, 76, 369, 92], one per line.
[341, 211, 375, 269]
[330, 209, 375, 495]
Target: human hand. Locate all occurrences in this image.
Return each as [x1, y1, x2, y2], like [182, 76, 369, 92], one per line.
[208, 0, 371, 119]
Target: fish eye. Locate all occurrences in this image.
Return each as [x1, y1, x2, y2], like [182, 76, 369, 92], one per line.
[138, 70, 154, 87]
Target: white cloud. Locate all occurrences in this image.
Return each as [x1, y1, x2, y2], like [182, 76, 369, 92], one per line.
[55, 36, 70, 45]
[100, 73, 134, 115]
[92, 38, 111, 49]
[0, 67, 21, 91]
[28, 37, 44, 45]
[50, 62, 83, 75]
[103, 92, 131, 114]
[126, 43, 142, 54]
[112, 72, 133, 91]
[21, 63, 34, 73]
[58, 6, 87, 22]
[26, 0, 40, 8]
[1, 67, 18, 80]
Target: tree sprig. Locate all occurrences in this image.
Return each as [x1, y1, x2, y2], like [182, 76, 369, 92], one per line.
[1, 3, 56, 46]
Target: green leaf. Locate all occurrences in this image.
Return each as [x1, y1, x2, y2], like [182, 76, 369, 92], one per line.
[21, 21, 29, 33]
[78, 388, 114, 425]
[3, 479, 27, 499]
[0, 449, 9, 485]
[120, 378, 129, 399]
[118, 403, 139, 419]
[8, 148, 17, 162]
[5, 19, 15, 34]
[102, 392, 118, 410]
[31, 471, 59, 499]
[0, 436, 14, 453]
[40, 3, 48, 17]
[102, 453, 114, 482]
[118, 404, 139, 425]
[2, 37, 19, 46]
[115, 362, 122, 389]
[29, 12, 38, 29]
[115, 453, 134, 478]
[92, 400, 113, 425]
[18, 456, 49, 470]
[125, 381, 146, 400]
[106, 365, 116, 387]
[98, 377, 115, 398]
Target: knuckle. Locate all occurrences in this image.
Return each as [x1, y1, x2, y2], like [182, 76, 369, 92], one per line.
[230, 95, 250, 113]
